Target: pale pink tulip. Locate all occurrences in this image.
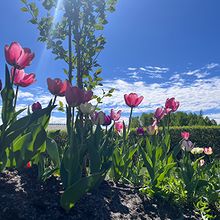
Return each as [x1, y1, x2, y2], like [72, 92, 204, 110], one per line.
[5, 42, 34, 69]
[11, 68, 36, 87]
[110, 109, 122, 121]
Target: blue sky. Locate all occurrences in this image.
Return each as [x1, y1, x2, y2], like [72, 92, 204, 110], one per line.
[1, 0, 220, 123]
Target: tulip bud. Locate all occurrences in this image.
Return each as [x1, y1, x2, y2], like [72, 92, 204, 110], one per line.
[80, 102, 95, 115]
[181, 131, 190, 140]
[115, 121, 123, 133]
[154, 107, 166, 121]
[26, 161, 31, 168]
[136, 127, 145, 136]
[32, 102, 42, 112]
[103, 115, 112, 126]
[199, 159, 205, 167]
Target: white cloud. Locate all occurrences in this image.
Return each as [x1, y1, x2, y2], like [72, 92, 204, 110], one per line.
[206, 63, 219, 69]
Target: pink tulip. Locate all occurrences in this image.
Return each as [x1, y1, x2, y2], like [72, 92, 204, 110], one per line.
[5, 42, 35, 69]
[165, 97, 180, 113]
[32, 102, 42, 112]
[47, 78, 67, 97]
[204, 147, 213, 155]
[82, 90, 93, 103]
[154, 107, 166, 121]
[136, 127, 145, 136]
[181, 131, 190, 140]
[11, 68, 36, 87]
[103, 114, 112, 126]
[65, 84, 84, 107]
[115, 121, 123, 133]
[110, 109, 122, 121]
[124, 93, 144, 108]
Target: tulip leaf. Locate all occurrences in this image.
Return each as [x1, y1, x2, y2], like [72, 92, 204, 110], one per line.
[60, 172, 105, 211]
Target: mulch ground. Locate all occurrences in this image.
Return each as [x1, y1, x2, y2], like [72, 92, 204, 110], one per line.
[0, 167, 201, 220]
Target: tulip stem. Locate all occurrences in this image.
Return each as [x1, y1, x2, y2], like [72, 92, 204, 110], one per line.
[52, 95, 57, 105]
[11, 67, 16, 85]
[128, 107, 133, 132]
[13, 85, 19, 110]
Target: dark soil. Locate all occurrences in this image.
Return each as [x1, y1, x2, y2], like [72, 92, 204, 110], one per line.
[0, 167, 200, 220]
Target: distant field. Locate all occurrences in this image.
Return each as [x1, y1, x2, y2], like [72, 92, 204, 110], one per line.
[48, 124, 66, 131]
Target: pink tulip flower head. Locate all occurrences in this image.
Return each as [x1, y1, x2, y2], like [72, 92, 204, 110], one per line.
[32, 102, 42, 112]
[115, 121, 124, 133]
[103, 114, 112, 126]
[124, 93, 144, 108]
[203, 147, 213, 155]
[91, 111, 105, 125]
[110, 109, 122, 121]
[5, 42, 35, 69]
[82, 90, 93, 103]
[65, 84, 84, 107]
[47, 78, 67, 97]
[181, 131, 190, 140]
[11, 68, 36, 87]
[165, 97, 180, 113]
[136, 127, 145, 136]
[154, 107, 166, 121]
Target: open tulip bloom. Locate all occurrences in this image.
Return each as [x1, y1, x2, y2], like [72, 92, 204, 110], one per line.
[5, 42, 35, 70]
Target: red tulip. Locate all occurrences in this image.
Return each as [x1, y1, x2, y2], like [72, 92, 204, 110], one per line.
[154, 107, 166, 121]
[47, 78, 67, 97]
[115, 121, 123, 133]
[26, 161, 31, 168]
[32, 102, 42, 112]
[203, 147, 213, 155]
[11, 68, 36, 87]
[5, 42, 34, 69]
[181, 131, 190, 140]
[165, 97, 180, 113]
[110, 109, 122, 121]
[124, 93, 144, 108]
[65, 84, 83, 107]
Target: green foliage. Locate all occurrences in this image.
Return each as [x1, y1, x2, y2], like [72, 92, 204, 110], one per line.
[131, 111, 218, 128]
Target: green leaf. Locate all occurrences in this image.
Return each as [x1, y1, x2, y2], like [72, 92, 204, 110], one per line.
[21, 7, 28, 12]
[46, 137, 60, 167]
[60, 172, 105, 211]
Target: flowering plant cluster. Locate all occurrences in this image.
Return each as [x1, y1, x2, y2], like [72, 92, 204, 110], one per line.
[0, 42, 57, 173]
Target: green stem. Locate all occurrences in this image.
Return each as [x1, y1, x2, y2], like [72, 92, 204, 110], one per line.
[52, 95, 57, 105]
[13, 85, 19, 110]
[128, 107, 133, 133]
